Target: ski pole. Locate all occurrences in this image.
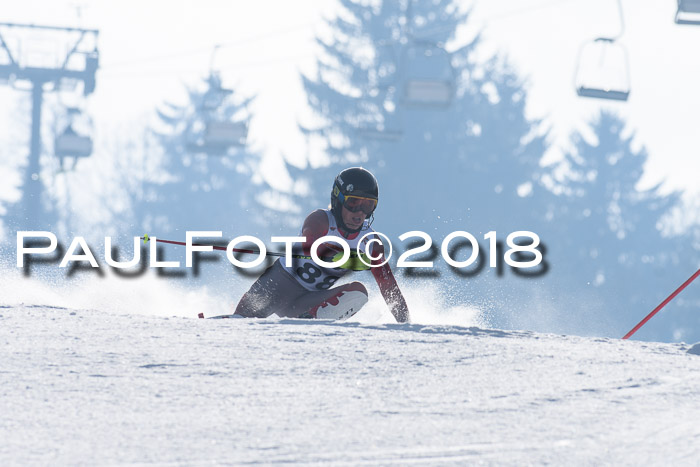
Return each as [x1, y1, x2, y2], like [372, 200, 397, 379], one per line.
[141, 234, 340, 262]
[622, 267, 700, 340]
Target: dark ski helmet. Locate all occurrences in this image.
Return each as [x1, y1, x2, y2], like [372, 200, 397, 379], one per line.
[331, 167, 378, 233]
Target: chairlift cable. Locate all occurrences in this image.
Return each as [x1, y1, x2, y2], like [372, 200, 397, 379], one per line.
[99, 53, 316, 77]
[481, 0, 578, 25]
[100, 22, 315, 70]
[99, 1, 581, 73]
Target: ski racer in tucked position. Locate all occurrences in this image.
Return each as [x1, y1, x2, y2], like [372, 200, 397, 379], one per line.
[234, 167, 410, 323]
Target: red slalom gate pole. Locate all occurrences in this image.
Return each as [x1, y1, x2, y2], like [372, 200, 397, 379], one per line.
[622, 268, 700, 340]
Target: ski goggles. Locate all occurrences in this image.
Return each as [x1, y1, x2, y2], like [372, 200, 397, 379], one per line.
[339, 193, 377, 215]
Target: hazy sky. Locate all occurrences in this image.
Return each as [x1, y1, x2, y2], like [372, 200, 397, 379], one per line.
[1, 0, 698, 199]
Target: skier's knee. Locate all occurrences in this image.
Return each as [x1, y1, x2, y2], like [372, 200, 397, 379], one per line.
[234, 291, 272, 318]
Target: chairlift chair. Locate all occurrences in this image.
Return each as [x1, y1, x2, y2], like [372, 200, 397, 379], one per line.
[54, 124, 93, 171]
[54, 107, 94, 161]
[675, 0, 700, 24]
[400, 42, 455, 107]
[187, 69, 249, 155]
[574, 0, 630, 101]
[187, 120, 248, 155]
[574, 37, 630, 101]
[203, 120, 247, 148]
[55, 126, 93, 158]
[356, 124, 403, 142]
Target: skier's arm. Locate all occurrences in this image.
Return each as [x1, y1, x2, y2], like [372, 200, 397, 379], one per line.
[370, 243, 410, 323]
[300, 209, 330, 255]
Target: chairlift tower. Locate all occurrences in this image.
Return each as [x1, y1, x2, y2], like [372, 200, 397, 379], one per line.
[0, 22, 99, 229]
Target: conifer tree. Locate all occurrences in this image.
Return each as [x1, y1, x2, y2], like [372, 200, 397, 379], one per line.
[301, 0, 548, 237]
[137, 74, 297, 237]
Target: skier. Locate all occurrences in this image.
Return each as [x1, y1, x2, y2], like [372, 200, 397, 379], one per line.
[234, 167, 410, 322]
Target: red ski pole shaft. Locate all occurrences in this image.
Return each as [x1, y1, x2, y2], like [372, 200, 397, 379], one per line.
[140, 235, 339, 261]
[145, 237, 263, 255]
[622, 268, 700, 340]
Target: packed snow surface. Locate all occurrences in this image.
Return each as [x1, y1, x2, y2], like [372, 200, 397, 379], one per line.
[1, 304, 699, 465]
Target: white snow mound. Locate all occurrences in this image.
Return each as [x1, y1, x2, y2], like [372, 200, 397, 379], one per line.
[1, 304, 699, 465]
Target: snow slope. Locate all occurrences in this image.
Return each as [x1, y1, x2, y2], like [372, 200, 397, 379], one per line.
[1, 304, 699, 465]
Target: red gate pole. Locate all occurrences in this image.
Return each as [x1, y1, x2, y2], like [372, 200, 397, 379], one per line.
[622, 268, 700, 340]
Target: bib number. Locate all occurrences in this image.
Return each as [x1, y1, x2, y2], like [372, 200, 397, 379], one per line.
[296, 263, 340, 290]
